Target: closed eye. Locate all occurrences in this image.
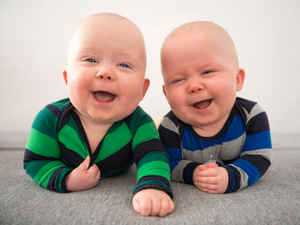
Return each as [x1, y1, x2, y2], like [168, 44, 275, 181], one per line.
[203, 70, 212, 75]
[173, 79, 183, 83]
[172, 78, 186, 84]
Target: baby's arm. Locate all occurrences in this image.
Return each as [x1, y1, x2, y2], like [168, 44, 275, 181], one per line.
[24, 102, 102, 193]
[132, 189, 174, 217]
[193, 162, 228, 194]
[66, 156, 101, 192]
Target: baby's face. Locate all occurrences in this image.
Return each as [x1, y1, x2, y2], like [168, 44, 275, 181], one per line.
[64, 15, 148, 125]
[161, 29, 244, 136]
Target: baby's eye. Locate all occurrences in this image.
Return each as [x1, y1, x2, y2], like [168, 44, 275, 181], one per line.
[172, 78, 185, 84]
[119, 63, 129, 68]
[86, 58, 97, 63]
[203, 70, 212, 75]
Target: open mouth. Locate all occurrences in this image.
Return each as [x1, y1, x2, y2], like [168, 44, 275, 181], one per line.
[93, 91, 116, 102]
[193, 99, 212, 109]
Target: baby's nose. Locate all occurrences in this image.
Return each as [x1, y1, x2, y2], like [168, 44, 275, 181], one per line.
[96, 66, 115, 80]
[188, 82, 204, 93]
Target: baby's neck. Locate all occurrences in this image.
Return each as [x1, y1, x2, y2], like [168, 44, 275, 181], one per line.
[76, 112, 113, 153]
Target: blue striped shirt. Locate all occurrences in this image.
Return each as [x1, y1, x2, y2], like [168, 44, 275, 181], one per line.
[158, 97, 272, 193]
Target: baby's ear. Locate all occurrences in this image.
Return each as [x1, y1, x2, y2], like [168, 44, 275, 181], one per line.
[63, 70, 68, 85]
[163, 85, 167, 98]
[236, 68, 245, 91]
[140, 78, 150, 101]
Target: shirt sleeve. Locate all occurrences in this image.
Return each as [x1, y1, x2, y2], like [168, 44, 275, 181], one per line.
[131, 108, 173, 198]
[224, 103, 272, 193]
[23, 104, 73, 193]
[158, 112, 200, 185]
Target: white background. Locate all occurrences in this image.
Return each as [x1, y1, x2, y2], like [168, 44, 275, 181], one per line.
[1, 0, 299, 135]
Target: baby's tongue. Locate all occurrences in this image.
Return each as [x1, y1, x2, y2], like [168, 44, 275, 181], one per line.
[94, 91, 115, 102]
[193, 100, 211, 109]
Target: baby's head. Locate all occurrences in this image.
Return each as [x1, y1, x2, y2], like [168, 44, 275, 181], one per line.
[161, 21, 245, 136]
[63, 13, 149, 125]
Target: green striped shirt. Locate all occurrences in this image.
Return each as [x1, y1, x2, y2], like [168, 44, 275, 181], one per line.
[24, 98, 172, 197]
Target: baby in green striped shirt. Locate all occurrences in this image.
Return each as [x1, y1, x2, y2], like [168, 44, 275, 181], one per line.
[24, 13, 174, 217]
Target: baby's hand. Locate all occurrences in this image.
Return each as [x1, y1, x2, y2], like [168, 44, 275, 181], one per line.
[132, 189, 174, 217]
[66, 156, 101, 192]
[193, 162, 228, 194]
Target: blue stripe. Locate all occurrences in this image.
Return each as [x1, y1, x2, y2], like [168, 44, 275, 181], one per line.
[181, 116, 244, 151]
[242, 131, 272, 152]
[182, 128, 219, 150]
[231, 158, 261, 186]
[225, 115, 245, 141]
[165, 146, 181, 171]
[225, 166, 235, 193]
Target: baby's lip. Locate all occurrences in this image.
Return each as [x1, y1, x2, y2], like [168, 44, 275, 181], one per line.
[93, 91, 116, 102]
[192, 99, 212, 109]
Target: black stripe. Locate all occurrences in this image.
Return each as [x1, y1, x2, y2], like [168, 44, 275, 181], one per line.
[124, 110, 134, 128]
[132, 139, 167, 165]
[59, 143, 85, 168]
[96, 141, 133, 176]
[69, 110, 94, 167]
[224, 165, 241, 193]
[23, 148, 59, 163]
[246, 112, 270, 136]
[57, 102, 73, 132]
[47, 167, 68, 192]
[235, 97, 256, 114]
[222, 157, 239, 165]
[241, 154, 271, 177]
[133, 184, 173, 199]
[183, 162, 200, 184]
[93, 138, 104, 164]
[45, 104, 62, 119]
[137, 175, 170, 187]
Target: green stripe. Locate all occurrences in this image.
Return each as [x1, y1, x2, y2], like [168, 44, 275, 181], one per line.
[132, 122, 159, 150]
[67, 113, 83, 137]
[137, 161, 171, 181]
[34, 161, 68, 188]
[106, 120, 124, 135]
[137, 151, 169, 168]
[51, 98, 71, 110]
[32, 107, 59, 140]
[56, 167, 73, 193]
[24, 160, 53, 180]
[26, 128, 60, 158]
[96, 121, 131, 162]
[129, 107, 153, 136]
[58, 124, 88, 158]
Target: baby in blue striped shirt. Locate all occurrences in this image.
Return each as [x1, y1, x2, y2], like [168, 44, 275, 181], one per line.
[159, 21, 272, 193]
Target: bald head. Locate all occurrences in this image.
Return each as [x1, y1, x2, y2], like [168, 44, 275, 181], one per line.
[67, 13, 146, 70]
[161, 21, 239, 78]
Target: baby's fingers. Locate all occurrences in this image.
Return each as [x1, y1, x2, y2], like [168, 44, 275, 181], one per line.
[199, 167, 219, 177]
[77, 156, 90, 171]
[158, 198, 175, 217]
[133, 196, 152, 216]
[88, 164, 101, 179]
[205, 162, 219, 168]
[194, 181, 219, 193]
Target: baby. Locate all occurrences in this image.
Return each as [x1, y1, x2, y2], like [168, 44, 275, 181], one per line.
[24, 13, 174, 217]
[159, 21, 272, 193]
